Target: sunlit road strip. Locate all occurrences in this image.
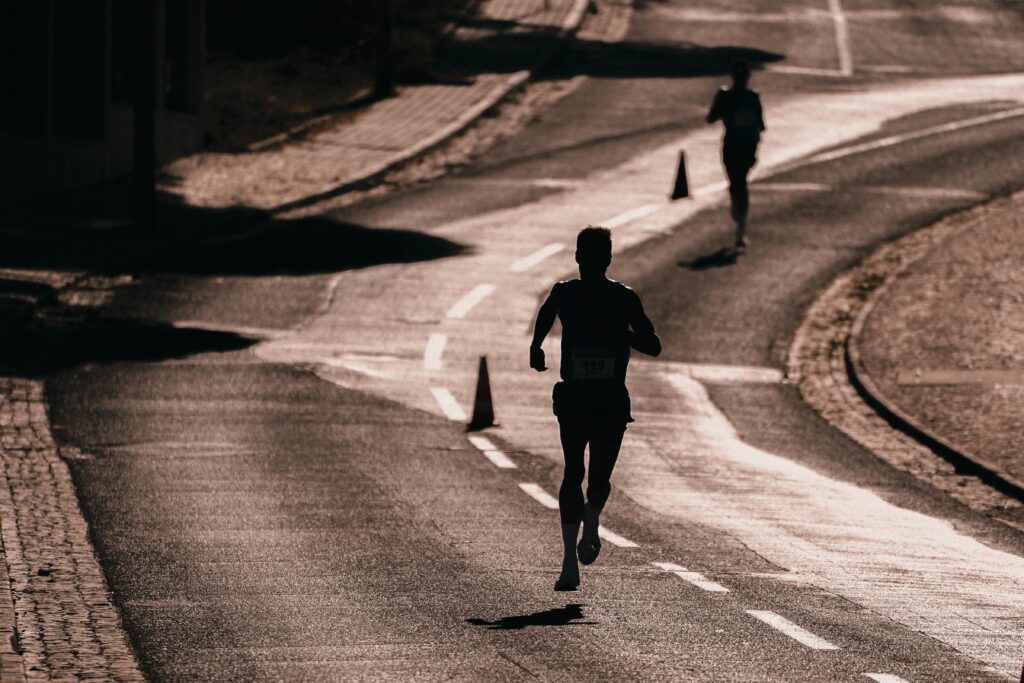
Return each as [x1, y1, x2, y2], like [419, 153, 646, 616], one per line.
[653, 562, 729, 592]
[754, 182, 988, 201]
[430, 387, 467, 422]
[518, 483, 637, 547]
[510, 243, 565, 272]
[805, 106, 1024, 166]
[467, 435, 517, 469]
[746, 611, 840, 650]
[827, 0, 854, 76]
[446, 284, 496, 319]
[863, 675, 911, 683]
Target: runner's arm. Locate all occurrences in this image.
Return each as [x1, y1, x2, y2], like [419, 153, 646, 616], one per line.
[627, 292, 661, 357]
[530, 286, 559, 371]
[706, 88, 724, 124]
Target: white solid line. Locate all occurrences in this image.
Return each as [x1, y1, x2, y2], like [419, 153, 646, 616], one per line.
[827, 0, 854, 76]
[510, 243, 565, 272]
[863, 675, 911, 683]
[424, 333, 447, 371]
[468, 434, 518, 469]
[603, 203, 661, 229]
[746, 610, 840, 650]
[653, 562, 729, 592]
[519, 483, 560, 509]
[675, 363, 784, 384]
[483, 450, 517, 469]
[467, 435, 498, 452]
[446, 284, 496, 319]
[597, 526, 638, 548]
[765, 65, 846, 78]
[430, 387, 467, 422]
[807, 106, 1024, 166]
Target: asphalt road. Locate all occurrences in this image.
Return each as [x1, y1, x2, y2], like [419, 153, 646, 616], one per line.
[47, 1, 1024, 680]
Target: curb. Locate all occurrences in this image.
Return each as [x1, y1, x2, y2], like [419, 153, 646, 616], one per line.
[844, 219, 1024, 503]
[268, 0, 591, 215]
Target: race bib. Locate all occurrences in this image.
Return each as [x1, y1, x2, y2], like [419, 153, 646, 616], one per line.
[572, 350, 615, 380]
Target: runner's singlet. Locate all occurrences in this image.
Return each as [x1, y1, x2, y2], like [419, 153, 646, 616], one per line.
[554, 279, 633, 393]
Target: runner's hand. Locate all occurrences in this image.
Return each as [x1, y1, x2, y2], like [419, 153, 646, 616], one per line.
[530, 345, 547, 372]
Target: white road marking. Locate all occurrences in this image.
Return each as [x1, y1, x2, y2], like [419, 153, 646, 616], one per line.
[754, 182, 987, 201]
[805, 106, 1024, 166]
[322, 358, 394, 379]
[430, 387, 467, 422]
[597, 526, 638, 548]
[423, 333, 447, 371]
[519, 483, 560, 509]
[671, 363, 783, 384]
[827, 0, 854, 76]
[467, 435, 517, 469]
[446, 284, 496, 319]
[765, 65, 851, 78]
[653, 562, 729, 592]
[510, 243, 565, 272]
[603, 203, 662, 229]
[747, 610, 840, 650]
[863, 675, 911, 683]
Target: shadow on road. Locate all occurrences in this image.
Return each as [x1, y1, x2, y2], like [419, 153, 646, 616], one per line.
[0, 313, 257, 377]
[467, 603, 595, 630]
[678, 247, 739, 270]
[0, 179, 468, 277]
[438, 31, 784, 80]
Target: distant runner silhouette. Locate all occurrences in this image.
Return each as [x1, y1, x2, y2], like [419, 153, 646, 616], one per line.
[706, 59, 766, 251]
[530, 227, 661, 591]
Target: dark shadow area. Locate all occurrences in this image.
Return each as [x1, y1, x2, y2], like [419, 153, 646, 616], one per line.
[0, 317, 256, 377]
[677, 247, 739, 270]
[437, 32, 784, 80]
[466, 603, 594, 630]
[0, 178, 468, 277]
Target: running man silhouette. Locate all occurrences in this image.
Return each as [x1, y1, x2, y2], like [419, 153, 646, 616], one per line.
[706, 59, 765, 250]
[530, 226, 661, 591]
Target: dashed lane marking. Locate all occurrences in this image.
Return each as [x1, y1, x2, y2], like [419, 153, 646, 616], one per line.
[863, 675, 911, 683]
[430, 387, 467, 422]
[604, 203, 661, 229]
[746, 610, 841, 650]
[827, 0, 854, 76]
[424, 333, 447, 371]
[519, 483, 560, 509]
[653, 562, 730, 592]
[510, 243, 565, 272]
[467, 435, 517, 469]
[804, 106, 1024, 167]
[597, 526, 638, 548]
[446, 284, 496, 319]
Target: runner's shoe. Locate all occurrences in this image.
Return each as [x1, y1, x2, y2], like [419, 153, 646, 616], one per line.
[554, 565, 580, 591]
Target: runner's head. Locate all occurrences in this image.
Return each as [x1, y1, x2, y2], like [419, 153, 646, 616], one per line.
[731, 60, 750, 89]
[576, 226, 612, 279]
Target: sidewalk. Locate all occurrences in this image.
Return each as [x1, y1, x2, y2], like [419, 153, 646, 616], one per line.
[163, 0, 588, 213]
[850, 190, 1024, 499]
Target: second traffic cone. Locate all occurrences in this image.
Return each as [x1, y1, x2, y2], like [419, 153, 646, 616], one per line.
[670, 150, 689, 200]
[467, 356, 496, 431]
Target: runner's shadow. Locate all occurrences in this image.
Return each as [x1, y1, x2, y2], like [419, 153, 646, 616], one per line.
[467, 603, 594, 630]
[678, 247, 739, 270]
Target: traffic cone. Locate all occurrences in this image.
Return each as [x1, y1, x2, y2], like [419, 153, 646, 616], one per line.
[467, 356, 496, 431]
[670, 150, 689, 200]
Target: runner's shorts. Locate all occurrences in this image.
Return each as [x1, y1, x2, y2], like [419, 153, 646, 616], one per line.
[552, 381, 633, 430]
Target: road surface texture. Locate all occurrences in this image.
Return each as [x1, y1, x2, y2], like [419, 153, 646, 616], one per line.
[44, 0, 1024, 680]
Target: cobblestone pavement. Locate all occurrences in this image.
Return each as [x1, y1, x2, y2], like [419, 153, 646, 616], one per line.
[163, 0, 588, 212]
[0, 374, 143, 681]
[788, 192, 1024, 531]
[855, 191, 1024, 493]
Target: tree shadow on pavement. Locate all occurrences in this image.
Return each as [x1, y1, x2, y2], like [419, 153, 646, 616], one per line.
[466, 603, 595, 630]
[0, 181, 468, 277]
[437, 31, 784, 79]
[678, 247, 739, 270]
[0, 311, 257, 378]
